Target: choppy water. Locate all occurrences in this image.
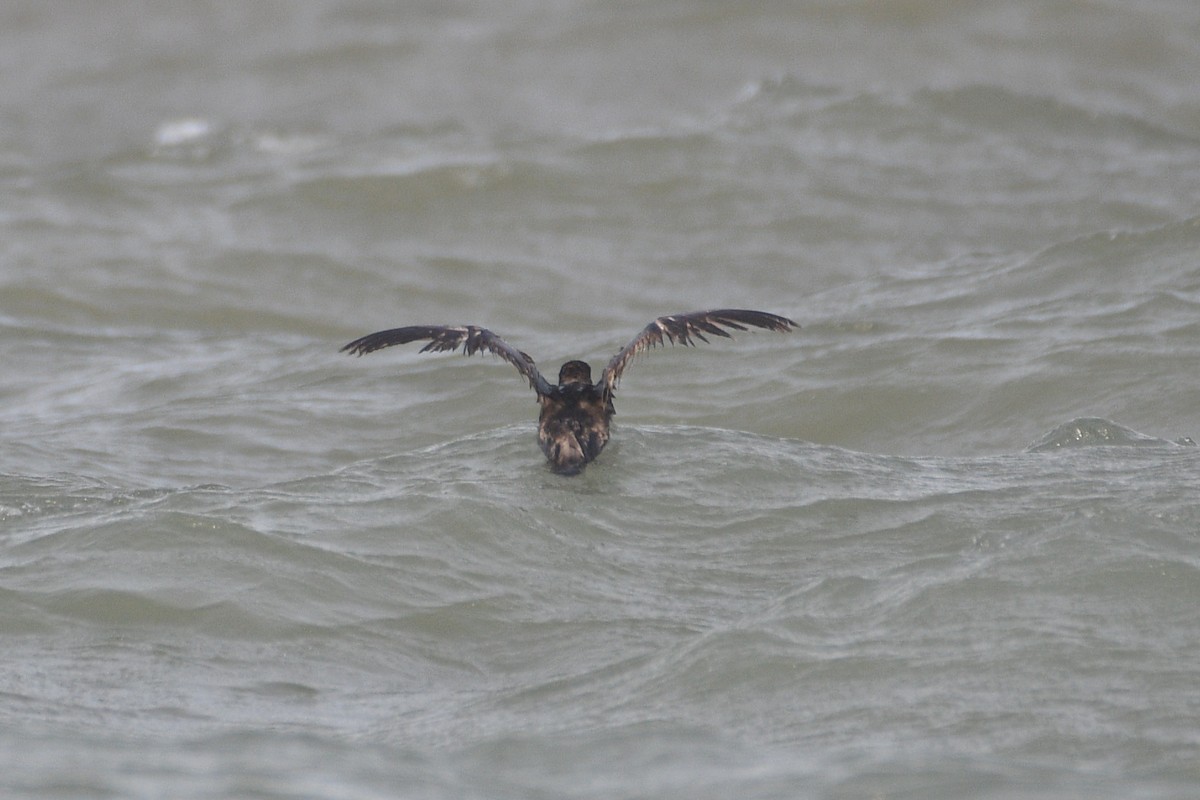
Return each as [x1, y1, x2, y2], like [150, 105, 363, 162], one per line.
[3, 2, 1200, 798]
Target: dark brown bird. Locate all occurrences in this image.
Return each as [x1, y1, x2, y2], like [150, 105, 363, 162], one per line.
[341, 309, 796, 475]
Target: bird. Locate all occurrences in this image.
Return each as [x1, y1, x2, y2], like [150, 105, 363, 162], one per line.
[341, 309, 796, 475]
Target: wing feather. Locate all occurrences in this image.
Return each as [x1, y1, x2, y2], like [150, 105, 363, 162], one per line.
[599, 309, 795, 393]
[341, 325, 551, 396]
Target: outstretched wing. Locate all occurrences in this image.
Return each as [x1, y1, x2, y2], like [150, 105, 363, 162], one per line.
[599, 309, 795, 394]
[341, 325, 552, 396]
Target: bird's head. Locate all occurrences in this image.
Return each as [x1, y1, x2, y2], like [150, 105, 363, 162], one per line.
[557, 360, 593, 387]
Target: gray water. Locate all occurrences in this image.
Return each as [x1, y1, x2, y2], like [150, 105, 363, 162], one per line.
[3, 2, 1200, 798]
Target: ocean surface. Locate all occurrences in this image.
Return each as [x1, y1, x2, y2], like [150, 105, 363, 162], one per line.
[3, 2, 1200, 798]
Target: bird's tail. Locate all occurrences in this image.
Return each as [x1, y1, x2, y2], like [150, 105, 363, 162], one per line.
[547, 435, 587, 475]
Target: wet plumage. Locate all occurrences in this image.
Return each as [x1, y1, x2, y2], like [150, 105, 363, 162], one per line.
[341, 309, 796, 475]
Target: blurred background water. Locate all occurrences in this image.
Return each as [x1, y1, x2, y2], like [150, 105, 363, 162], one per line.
[2, 2, 1200, 798]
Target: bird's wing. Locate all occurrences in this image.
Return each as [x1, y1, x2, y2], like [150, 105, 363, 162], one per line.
[599, 309, 796, 394]
[341, 325, 552, 396]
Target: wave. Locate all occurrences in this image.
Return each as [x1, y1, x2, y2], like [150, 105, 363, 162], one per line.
[1027, 417, 1196, 452]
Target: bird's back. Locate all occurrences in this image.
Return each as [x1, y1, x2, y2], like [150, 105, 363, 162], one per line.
[537, 384, 614, 474]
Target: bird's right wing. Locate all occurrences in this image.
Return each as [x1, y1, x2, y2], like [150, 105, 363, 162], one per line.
[599, 309, 796, 394]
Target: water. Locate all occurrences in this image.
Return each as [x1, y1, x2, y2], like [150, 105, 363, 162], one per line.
[3, 2, 1200, 797]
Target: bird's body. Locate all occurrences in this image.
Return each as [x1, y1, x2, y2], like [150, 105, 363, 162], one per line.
[534, 360, 614, 475]
[341, 309, 795, 475]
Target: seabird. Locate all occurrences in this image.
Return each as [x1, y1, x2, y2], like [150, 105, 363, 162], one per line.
[341, 309, 795, 475]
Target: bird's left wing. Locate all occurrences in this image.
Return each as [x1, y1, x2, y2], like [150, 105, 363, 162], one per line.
[341, 325, 552, 396]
